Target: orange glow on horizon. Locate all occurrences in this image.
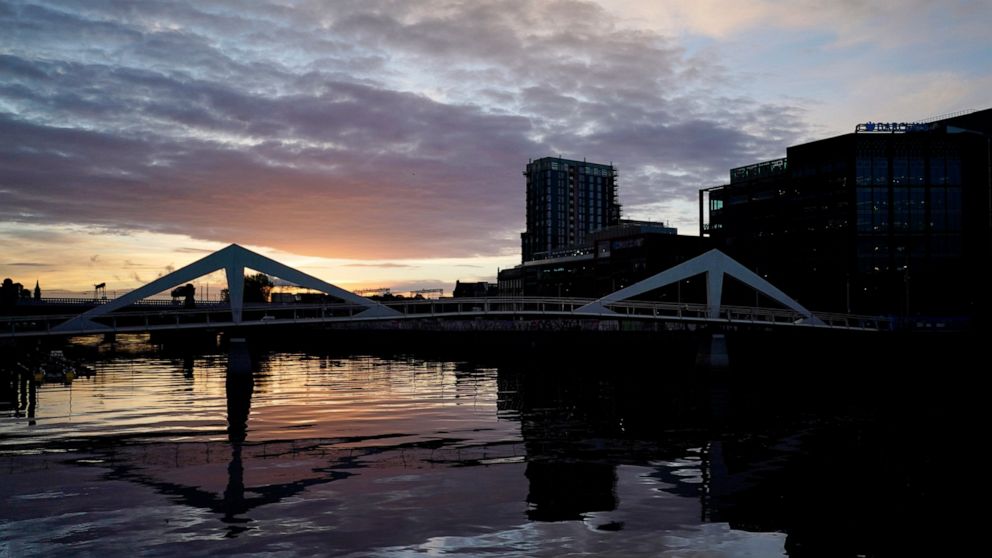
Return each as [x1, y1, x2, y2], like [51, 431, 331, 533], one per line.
[1, 223, 514, 297]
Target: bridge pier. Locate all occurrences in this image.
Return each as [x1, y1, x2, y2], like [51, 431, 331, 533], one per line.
[227, 338, 253, 376]
[696, 332, 730, 370]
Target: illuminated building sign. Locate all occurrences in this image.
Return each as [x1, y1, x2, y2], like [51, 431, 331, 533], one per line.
[855, 121, 934, 133]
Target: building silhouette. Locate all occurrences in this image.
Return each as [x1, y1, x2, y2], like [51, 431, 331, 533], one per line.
[499, 223, 709, 298]
[521, 157, 621, 262]
[500, 156, 708, 298]
[452, 280, 497, 298]
[700, 108, 992, 319]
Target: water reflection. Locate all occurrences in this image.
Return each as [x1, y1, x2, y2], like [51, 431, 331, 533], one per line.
[0, 368, 38, 425]
[182, 354, 195, 380]
[497, 354, 975, 557]
[75, 348, 358, 540]
[499, 360, 702, 526]
[223, 349, 253, 531]
[525, 461, 617, 522]
[0, 340, 978, 556]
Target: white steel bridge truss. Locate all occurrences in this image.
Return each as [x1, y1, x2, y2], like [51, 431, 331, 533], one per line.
[46, 246, 826, 334]
[53, 244, 400, 333]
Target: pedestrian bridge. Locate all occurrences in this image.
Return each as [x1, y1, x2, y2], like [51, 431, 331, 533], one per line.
[0, 244, 891, 339]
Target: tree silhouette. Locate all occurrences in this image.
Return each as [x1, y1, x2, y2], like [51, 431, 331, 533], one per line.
[170, 283, 196, 308]
[1, 278, 24, 308]
[221, 273, 274, 303]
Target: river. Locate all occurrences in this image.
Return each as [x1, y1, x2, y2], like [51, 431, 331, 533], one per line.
[0, 333, 976, 556]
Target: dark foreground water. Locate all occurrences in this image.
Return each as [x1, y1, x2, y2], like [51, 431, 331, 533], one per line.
[0, 334, 979, 556]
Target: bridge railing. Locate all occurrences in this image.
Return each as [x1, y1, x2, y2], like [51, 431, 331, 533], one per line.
[804, 310, 893, 330]
[31, 297, 228, 306]
[381, 297, 890, 330]
[1, 296, 892, 337]
[0, 302, 342, 336]
[382, 297, 596, 315]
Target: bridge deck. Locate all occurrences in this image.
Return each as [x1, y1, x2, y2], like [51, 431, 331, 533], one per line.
[0, 297, 891, 338]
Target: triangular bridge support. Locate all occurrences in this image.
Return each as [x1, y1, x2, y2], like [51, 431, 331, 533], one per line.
[575, 249, 824, 326]
[54, 244, 400, 332]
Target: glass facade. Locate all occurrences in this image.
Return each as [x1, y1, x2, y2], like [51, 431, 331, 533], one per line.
[702, 109, 992, 317]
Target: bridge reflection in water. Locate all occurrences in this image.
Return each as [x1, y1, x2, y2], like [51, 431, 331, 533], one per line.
[0, 336, 977, 556]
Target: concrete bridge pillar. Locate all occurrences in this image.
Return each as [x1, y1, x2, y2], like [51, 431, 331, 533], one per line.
[696, 332, 730, 369]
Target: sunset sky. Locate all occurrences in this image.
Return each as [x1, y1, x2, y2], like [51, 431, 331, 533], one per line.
[2, 0, 990, 295]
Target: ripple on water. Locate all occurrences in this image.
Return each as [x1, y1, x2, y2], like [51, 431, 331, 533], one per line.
[0, 353, 510, 452]
[0, 347, 797, 557]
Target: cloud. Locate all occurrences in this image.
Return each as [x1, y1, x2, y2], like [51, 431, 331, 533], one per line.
[4, 262, 50, 267]
[0, 0, 853, 259]
[174, 247, 214, 254]
[602, 0, 979, 47]
[344, 262, 414, 270]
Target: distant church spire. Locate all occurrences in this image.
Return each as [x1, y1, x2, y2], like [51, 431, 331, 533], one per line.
[34, 280, 41, 300]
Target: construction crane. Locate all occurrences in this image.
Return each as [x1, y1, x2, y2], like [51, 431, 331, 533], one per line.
[354, 287, 391, 296]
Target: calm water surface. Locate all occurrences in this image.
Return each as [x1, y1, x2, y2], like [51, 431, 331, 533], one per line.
[0, 336, 972, 556]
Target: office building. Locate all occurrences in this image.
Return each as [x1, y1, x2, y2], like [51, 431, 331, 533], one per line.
[700, 108, 992, 318]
